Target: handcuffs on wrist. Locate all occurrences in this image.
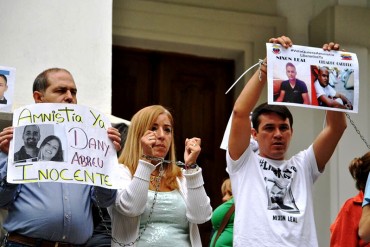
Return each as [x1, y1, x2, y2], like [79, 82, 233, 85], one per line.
[141, 154, 199, 173]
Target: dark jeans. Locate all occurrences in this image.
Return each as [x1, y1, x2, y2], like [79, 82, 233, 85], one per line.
[85, 207, 111, 247]
[3, 241, 32, 247]
[2, 240, 84, 247]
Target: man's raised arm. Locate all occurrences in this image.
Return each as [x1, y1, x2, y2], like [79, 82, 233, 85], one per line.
[228, 36, 293, 160]
[312, 110, 346, 172]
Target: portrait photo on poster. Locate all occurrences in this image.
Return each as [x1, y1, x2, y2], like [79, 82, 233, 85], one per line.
[0, 65, 15, 112]
[266, 43, 359, 113]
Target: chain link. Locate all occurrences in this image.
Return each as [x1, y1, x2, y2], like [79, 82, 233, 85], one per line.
[141, 154, 185, 167]
[345, 113, 370, 149]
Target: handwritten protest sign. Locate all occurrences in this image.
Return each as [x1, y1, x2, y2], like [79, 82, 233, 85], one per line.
[267, 43, 359, 113]
[0, 65, 15, 112]
[7, 103, 122, 189]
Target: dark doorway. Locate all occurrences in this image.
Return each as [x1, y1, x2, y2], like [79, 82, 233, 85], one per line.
[112, 46, 235, 245]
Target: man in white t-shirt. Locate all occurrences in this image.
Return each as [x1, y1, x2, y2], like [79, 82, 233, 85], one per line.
[226, 36, 347, 247]
[314, 66, 353, 110]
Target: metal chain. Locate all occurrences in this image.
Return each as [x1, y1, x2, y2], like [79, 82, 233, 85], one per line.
[141, 154, 185, 167]
[345, 113, 370, 149]
[96, 162, 165, 246]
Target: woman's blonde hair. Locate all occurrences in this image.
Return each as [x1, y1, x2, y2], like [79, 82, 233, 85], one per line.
[118, 105, 182, 190]
[221, 178, 232, 197]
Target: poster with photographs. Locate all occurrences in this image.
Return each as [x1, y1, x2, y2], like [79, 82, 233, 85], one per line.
[266, 43, 359, 113]
[7, 103, 122, 189]
[0, 65, 15, 112]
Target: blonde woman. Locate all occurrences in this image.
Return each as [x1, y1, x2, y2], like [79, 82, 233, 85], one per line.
[109, 105, 212, 247]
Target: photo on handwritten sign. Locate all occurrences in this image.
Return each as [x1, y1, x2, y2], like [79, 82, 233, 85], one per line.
[13, 123, 66, 163]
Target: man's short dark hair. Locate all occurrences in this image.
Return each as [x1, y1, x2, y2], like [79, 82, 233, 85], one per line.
[0, 74, 7, 84]
[23, 124, 40, 136]
[286, 62, 295, 69]
[32, 68, 71, 93]
[251, 102, 293, 131]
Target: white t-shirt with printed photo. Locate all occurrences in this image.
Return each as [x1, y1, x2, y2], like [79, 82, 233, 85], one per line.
[226, 145, 320, 247]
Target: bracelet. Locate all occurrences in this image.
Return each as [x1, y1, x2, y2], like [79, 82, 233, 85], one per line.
[258, 59, 267, 81]
[260, 59, 267, 67]
[185, 163, 199, 174]
[186, 163, 198, 170]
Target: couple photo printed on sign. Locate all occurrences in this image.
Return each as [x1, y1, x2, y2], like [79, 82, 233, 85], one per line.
[13, 124, 65, 163]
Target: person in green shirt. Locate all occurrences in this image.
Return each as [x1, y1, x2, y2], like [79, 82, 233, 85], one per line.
[210, 178, 234, 247]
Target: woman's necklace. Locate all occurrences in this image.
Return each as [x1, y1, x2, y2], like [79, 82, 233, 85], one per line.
[150, 174, 158, 187]
[111, 163, 164, 247]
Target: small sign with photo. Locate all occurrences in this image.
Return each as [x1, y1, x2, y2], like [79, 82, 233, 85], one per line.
[266, 43, 359, 113]
[0, 65, 16, 112]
